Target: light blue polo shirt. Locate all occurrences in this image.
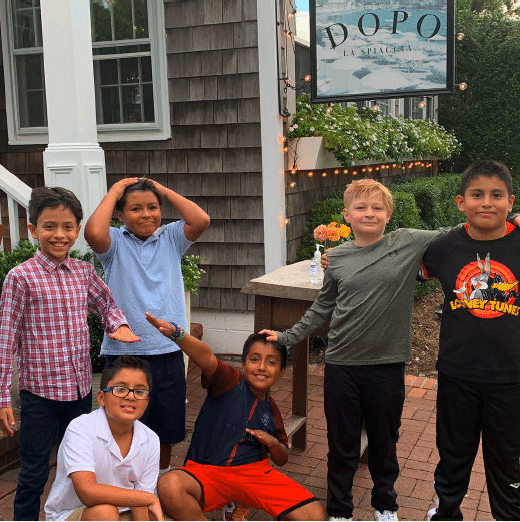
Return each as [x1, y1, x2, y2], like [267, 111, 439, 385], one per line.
[96, 221, 192, 356]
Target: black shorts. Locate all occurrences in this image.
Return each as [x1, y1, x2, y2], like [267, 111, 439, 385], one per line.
[104, 350, 186, 444]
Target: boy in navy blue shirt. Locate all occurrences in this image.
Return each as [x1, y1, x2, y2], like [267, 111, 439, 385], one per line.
[145, 312, 326, 521]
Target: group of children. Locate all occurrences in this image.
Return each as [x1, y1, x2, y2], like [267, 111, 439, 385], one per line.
[0, 159, 519, 521]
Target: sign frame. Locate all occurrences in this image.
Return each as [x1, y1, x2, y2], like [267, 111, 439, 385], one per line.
[310, 0, 455, 103]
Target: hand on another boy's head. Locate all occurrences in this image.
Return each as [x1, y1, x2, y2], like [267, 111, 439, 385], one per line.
[0, 407, 15, 437]
[108, 325, 141, 343]
[258, 329, 278, 342]
[108, 178, 140, 201]
[145, 312, 174, 338]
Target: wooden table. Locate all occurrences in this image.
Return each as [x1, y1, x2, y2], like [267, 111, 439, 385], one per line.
[242, 260, 327, 450]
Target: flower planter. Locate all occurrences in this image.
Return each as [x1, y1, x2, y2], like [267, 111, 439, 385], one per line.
[289, 136, 436, 171]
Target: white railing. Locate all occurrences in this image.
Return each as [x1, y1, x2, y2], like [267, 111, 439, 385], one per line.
[0, 164, 35, 252]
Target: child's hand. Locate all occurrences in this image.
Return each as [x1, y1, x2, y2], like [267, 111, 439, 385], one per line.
[258, 329, 278, 342]
[0, 407, 15, 437]
[321, 250, 330, 270]
[108, 325, 141, 343]
[108, 178, 140, 200]
[146, 179, 169, 198]
[145, 312, 174, 338]
[245, 428, 279, 448]
[147, 497, 164, 521]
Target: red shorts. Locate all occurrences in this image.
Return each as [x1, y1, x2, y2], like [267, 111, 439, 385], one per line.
[180, 459, 317, 519]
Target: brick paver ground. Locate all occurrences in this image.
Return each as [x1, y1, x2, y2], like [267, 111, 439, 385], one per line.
[0, 361, 491, 521]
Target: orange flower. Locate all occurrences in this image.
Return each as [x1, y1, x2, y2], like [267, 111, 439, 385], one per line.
[327, 226, 341, 242]
[313, 224, 328, 242]
[339, 224, 351, 238]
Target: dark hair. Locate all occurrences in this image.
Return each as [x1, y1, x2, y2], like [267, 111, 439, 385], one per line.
[115, 179, 163, 212]
[100, 355, 153, 390]
[28, 187, 83, 226]
[241, 333, 287, 369]
[460, 160, 513, 196]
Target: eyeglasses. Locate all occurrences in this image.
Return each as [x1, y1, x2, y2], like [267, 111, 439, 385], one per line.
[102, 386, 150, 400]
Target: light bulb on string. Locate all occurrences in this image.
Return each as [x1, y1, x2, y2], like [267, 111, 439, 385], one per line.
[456, 33, 464, 41]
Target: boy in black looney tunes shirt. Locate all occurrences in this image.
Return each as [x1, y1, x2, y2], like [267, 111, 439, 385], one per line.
[422, 160, 520, 520]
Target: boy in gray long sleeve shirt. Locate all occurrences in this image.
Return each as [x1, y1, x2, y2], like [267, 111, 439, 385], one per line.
[262, 179, 450, 522]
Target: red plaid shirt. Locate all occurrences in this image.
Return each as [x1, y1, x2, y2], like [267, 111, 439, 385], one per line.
[0, 249, 127, 407]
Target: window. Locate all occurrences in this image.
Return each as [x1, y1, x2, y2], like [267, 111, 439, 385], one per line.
[0, 0, 169, 144]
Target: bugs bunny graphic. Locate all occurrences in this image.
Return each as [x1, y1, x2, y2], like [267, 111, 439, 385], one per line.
[454, 253, 492, 300]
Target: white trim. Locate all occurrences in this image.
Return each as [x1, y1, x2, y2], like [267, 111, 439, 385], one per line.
[257, 0, 287, 274]
[0, 0, 170, 145]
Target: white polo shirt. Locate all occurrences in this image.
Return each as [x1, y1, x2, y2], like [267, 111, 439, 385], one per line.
[45, 407, 160, 521]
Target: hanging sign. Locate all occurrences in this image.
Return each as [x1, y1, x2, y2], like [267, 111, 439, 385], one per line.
[310, 0, 455, 102]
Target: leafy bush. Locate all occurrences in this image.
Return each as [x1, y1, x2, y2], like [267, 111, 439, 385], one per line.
[386, 190, 424, 233]
[438, 9, 520, 176]
[391, 173, 464, 229]
[289, 95, 461, 168]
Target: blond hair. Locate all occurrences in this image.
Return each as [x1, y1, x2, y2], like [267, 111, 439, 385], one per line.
[343, 179, 393, 216]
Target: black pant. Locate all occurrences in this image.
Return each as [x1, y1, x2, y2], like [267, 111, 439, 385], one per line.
[13, 389, 92, 521]
[324, 362, 405, 518]
[432, 373, 520, 521]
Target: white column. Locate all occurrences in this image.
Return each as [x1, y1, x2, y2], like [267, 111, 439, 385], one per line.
[40, 0, 107, 252]
[257, 0, 287, 273]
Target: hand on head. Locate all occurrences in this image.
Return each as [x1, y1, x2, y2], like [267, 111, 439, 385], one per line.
[258, 329, 278, 342]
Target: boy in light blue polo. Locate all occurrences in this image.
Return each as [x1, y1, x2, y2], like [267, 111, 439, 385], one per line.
[84, 178, 210, 474]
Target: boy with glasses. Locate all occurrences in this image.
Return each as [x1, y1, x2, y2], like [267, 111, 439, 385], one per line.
[45, 356, 163, 521]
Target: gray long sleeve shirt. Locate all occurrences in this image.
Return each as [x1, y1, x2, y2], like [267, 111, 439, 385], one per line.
[277, 228, 445, 366]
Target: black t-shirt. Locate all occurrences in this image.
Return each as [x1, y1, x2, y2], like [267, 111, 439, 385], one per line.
[422, 223, 520, 383]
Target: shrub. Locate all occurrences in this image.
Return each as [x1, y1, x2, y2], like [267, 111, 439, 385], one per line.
[438, 10, 520, 176]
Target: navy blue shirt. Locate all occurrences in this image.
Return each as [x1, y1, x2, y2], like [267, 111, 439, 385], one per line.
[185, 360, 288, 467]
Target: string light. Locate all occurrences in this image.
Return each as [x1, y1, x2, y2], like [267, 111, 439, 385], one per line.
[456, 33, 465, 41]
[322, 172, 327, 177]
[290, 169, 297, 174]
[307, 171, 314, 177]
[418, 100, 426, 109]
[334, 169, 340, 174]
[289, 181, 297, 188]
[457, 82, 468, 91]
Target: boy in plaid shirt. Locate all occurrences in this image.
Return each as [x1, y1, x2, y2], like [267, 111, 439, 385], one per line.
[0, 187, 139, 520]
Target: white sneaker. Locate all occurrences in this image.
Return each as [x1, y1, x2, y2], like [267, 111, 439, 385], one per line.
[427, 497, 439, 520]
[373, 510, 398, 521]
[328, 517, 353, 521]
[223, 502, 235, 521]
